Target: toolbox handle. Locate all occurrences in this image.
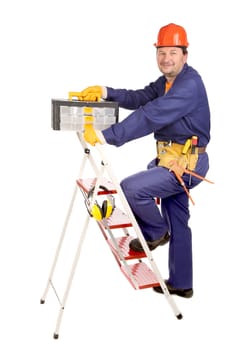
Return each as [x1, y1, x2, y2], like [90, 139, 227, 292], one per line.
[68, 91, 80, 100]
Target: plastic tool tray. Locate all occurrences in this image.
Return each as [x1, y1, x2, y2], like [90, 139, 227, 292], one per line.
[52, 99, 119, 131]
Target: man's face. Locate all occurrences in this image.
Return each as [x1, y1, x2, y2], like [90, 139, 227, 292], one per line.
[156, 47, 188, 80]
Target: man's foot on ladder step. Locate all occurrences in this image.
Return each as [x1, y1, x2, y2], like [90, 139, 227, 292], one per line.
[129, 232, 170, 253]
[153, 280, 193, 298]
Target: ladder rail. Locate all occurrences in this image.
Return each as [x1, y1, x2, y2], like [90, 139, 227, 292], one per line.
[40, 184, 78, 303]
[77, 132, 101, 177]
[40, 137, 95, 304]
[53, 213, 91, 338]
[41, 135, 107, 338]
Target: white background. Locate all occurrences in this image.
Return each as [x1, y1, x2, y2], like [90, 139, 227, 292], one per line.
[0, 0, 232, 348]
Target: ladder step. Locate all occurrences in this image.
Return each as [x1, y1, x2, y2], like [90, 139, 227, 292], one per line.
[121, 262, 160, 289]
[101, 208, 132, 229]
[77, 177, 117, 194]
[107, 236, 146, 260]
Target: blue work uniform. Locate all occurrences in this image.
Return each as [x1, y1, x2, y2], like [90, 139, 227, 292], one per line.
[102, 63, 211, 289]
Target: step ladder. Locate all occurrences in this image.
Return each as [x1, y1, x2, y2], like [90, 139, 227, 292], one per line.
[40, 100, 183, 339]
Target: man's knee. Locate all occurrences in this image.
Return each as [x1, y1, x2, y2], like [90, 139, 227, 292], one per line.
[120, 177, 139, 197]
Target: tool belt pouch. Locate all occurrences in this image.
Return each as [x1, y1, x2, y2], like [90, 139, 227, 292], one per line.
[157, 142, 198, 175]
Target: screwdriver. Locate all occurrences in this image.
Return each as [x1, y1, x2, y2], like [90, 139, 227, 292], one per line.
[189, 136, 198, 185]
[191, 136, 198, 154]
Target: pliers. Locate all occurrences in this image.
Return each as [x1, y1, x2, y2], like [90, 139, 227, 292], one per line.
[169, 160, 214, 205]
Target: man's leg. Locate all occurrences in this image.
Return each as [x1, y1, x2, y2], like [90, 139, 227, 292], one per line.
[162, 192, 193, 289]
[120, 166, 180, 241]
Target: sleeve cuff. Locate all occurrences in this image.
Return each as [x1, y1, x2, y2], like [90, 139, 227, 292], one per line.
[101, 86, 107, 99]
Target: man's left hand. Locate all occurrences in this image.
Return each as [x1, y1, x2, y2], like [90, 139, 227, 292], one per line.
[83, 121, 103, 146]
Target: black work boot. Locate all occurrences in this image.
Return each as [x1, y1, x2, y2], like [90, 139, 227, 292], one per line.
[129, 232, 170, 252]
[153, 280, 193, 298]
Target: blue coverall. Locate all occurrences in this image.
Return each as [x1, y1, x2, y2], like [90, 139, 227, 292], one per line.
[102, 63, 211, 289]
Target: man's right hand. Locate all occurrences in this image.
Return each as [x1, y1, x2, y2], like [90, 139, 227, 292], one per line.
[75, 85, 103, 101]
[83, 116, 103, 146]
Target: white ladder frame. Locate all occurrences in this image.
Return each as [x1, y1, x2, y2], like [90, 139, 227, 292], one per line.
[40, 132, 183, 339]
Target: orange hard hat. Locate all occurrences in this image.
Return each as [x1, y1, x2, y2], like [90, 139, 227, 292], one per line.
[154, 23, 189, 48]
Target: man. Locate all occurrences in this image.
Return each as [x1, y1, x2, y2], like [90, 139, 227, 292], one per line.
[76, 23, 211, 298]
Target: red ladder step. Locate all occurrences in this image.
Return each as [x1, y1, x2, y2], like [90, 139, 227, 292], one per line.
[100, 208, 132, 229]
[107, 236, 160, 288]
[77, 177, 116, 194]
[78, 177, 132, 229]
[107, 237, 160, 288]
[121, 261, 160, 289]
[107, 236, 146, 260]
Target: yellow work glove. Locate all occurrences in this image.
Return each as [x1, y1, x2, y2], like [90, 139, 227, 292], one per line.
[76, 85, 103, 101]
[83, 116, 103, 146]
